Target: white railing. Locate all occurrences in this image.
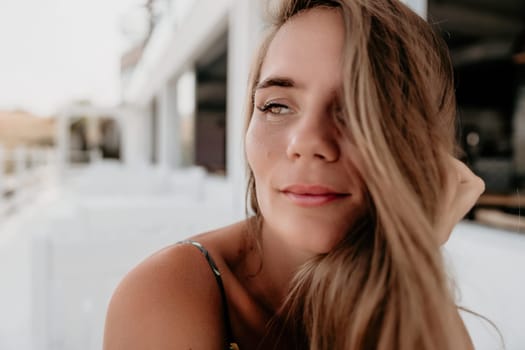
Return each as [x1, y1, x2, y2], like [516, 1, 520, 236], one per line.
[0, 145, 56, 220]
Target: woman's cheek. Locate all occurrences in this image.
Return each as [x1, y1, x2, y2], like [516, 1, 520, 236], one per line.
[245, 119, 259, 169]
[246, 117, 284, 168]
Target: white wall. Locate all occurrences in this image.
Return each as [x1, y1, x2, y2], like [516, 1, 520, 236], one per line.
[444, 222, 525, 350]
[401, 0, 427, 18]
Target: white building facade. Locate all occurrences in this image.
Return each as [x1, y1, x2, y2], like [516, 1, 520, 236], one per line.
[119, 0, 265, 219]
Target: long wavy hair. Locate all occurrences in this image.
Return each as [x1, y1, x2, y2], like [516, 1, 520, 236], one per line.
[244, 0, 473, 349]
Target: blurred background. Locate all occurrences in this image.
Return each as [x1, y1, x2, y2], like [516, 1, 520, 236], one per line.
[0, 0, 524, 349]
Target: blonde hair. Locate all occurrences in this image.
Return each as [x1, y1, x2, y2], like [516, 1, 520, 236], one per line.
[245, 0, 473, 349]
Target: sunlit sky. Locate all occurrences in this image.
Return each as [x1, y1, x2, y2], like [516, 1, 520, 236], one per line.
[0, 0, 147, 116]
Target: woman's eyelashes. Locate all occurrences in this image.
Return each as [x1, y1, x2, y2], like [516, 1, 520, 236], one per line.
[254, 99, 347, 126]
[256, 101, 293, 116]
[332, 105, 347, 126]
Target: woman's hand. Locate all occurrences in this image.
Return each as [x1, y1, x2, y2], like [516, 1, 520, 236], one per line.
[435, 156, 485, 245]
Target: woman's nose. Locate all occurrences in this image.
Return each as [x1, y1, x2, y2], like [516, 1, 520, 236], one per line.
[286, 113, 340, 162]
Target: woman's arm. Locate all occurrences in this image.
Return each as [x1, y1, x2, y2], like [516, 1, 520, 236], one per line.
[103, 244, 227, 350]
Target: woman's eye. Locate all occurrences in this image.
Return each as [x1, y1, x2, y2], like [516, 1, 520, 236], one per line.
[333, 106, 347, 125]
[257, 102, 291, 115]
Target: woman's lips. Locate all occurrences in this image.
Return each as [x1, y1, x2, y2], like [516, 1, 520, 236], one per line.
[281, 185, 349, 207]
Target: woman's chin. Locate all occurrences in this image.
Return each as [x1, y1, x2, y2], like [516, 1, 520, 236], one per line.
[279, 222, 348, 256]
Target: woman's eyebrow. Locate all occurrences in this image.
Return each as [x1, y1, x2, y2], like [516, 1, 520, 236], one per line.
[255, 76, 298, 90]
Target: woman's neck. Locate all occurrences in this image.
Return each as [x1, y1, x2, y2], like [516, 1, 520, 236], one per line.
[243, 219, 314, 314]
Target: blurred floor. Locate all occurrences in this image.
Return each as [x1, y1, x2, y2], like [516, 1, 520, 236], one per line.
[0, 161, 236, 350]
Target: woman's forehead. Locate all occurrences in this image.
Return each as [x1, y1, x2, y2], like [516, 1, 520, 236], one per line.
[258, 8, 345, 92]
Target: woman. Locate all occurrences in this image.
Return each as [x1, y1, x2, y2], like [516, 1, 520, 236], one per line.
[103, 0, 485, 349]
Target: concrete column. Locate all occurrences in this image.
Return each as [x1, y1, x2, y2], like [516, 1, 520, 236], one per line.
[177, 69, 196, 167]
[56, 110, 69, 182]
[121, 112, 131, 166]
[121, 106, 151, 167]
[401, 0, 427, 19]
[149, 99, 159, 165]
[227, 0, 264, 219]
[158, 77, 182, 171]
[85, 116, 98, 150]
[140, 106, 154, 166]
[32, 147, 45, 173]
[86, 116, 100, 163]
[27, 147, 36, 182]
[14, 146, 28, 187]
[29, 147, 39, 169]
[46, 147, 56, 171]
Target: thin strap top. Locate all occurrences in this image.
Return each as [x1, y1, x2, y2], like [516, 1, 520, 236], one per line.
[177, 240, 240, 350]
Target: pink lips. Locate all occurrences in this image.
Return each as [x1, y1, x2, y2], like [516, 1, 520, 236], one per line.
[281, 184, 349, 207]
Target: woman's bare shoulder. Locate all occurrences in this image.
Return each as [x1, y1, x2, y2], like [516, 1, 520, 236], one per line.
[103, 222, 247, 350]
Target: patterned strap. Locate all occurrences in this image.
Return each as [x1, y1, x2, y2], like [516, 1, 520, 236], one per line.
[178, 240, 239, 350]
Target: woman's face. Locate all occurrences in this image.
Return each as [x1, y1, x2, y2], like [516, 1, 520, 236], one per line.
[245, 8, 367, 255]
